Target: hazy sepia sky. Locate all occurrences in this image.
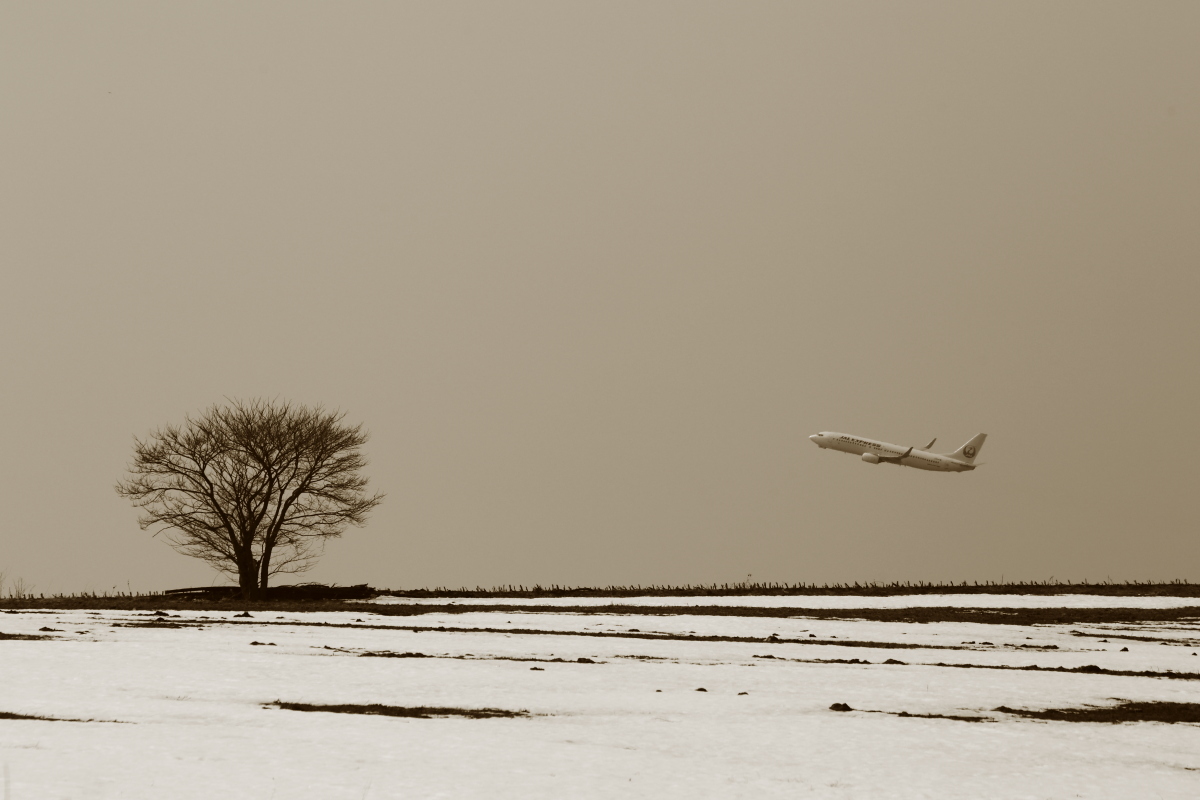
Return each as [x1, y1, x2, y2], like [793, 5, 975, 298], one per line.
[2, 2, 1198, 593]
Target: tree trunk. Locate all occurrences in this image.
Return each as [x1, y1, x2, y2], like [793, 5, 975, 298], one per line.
[258, 543, 273, 591]
[238, 557, 260, 600]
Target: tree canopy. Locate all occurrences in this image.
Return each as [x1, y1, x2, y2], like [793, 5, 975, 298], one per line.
[116, 400, 384, 595]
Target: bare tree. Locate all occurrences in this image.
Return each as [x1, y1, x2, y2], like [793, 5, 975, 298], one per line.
[116, 400, 384, 597]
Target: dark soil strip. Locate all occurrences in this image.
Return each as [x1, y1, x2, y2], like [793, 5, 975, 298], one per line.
[994, 701, 1200, 724]
[0, 711, 123, 722]
[355, 650, 602, 664]
[1, 711, 71, 721]
[891, 711, 993, 722]
[270, 702, 528, 719]
[0, 632, 52, 640]
[924, 661, 1200, 681]
[834, 704, 993, 722]
[764, 654, 1200, 681]
[357, 650, 433, 658]
[355, 604, 1200, 627]
[861, 701, 1200, 724]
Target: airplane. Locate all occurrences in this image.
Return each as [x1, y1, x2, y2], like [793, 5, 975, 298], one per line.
[808, 431, 986, 472]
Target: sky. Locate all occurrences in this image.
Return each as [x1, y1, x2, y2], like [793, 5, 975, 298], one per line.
[2, 2, 1199, 594]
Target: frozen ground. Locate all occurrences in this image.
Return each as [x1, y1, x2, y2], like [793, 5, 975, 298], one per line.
[2, 596, 1199, 799]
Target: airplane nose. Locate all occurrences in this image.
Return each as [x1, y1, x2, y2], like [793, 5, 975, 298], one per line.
[809, 434, 823, 447]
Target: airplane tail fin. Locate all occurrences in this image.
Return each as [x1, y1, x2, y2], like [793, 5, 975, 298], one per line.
[947, 433, 986, 463]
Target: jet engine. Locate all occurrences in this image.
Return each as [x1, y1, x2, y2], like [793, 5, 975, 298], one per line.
[861, 452, 881, 464]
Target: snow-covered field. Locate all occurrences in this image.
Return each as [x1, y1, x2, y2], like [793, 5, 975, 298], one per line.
[2, 596, 1199, 799]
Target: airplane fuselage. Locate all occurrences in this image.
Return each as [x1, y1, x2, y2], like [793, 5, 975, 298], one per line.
[808, 431, 977, 472]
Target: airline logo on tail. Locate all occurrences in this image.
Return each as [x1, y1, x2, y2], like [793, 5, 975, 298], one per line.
[952, 433, 987, 464]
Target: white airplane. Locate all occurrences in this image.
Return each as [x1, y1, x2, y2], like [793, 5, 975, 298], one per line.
[809, 431, 986, 472]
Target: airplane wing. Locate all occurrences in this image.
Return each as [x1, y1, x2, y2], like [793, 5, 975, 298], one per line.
[922, 438, 936, 450]
[879, 446, 913, 464]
